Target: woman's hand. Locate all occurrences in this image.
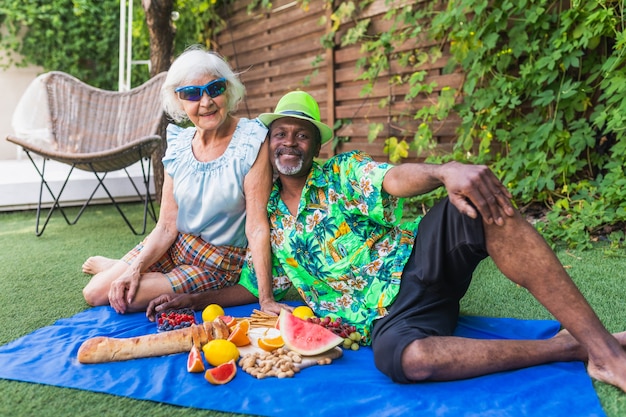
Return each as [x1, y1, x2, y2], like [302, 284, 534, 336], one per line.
[108, 261, 143, 314]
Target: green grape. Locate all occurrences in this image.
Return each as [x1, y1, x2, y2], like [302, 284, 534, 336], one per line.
[343, 338, 353, 349]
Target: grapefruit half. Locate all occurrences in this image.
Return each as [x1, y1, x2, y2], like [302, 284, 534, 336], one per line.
[187, 345, 205, 373]
[204, 359, 237, 385]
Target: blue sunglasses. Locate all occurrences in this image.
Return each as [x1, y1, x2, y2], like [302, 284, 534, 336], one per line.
[175, 78, 227, 101]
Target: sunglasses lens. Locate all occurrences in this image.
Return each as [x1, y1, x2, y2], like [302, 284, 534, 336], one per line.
[207, 80, 226, 98]
[177, 87, 202, 101]
[176, 78, 227, 101]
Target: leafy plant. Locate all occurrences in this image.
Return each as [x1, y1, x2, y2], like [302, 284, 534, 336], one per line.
[0, 0, 121, 89]
[3, 0, 624, 249]
[0, 0, 233, 89]
[316, 0, 626, 249]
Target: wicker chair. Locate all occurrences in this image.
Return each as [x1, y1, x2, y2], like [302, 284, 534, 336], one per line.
[6, 71, 167, 236]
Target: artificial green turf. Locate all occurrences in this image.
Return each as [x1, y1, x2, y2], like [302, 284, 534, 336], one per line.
[0, 203, 625, 416]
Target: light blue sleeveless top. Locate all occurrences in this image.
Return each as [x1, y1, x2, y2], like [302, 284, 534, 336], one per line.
[162, 118, 268, 248]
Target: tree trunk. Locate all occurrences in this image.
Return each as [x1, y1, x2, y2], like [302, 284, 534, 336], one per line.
[142, 0, 175, 205]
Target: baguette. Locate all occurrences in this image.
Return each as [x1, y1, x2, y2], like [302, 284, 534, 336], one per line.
[77, 320, 229, 364]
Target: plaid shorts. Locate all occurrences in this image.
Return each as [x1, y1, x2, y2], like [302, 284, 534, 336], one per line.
[121, 233, 248, 294]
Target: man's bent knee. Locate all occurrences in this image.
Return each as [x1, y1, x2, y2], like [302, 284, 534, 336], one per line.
[399, 339, 437, 381]
[372, 328, 434, 383]
[373, 336, 436, 383]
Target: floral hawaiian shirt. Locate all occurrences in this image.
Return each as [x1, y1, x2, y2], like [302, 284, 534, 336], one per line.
[238, 150, 421, 343]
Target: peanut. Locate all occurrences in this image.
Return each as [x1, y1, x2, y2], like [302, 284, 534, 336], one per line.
[240, 349, 304, 379]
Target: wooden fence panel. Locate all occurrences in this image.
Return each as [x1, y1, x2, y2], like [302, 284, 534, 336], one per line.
[214, 0, 460, 162]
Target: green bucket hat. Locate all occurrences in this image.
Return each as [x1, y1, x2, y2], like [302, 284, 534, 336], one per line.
[258, 91, 334, 144]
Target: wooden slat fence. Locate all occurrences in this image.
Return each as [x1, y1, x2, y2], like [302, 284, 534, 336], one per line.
[215, 0, 461, 162]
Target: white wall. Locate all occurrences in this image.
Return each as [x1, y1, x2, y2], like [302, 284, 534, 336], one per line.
[0, 63, 43, 160]
[0, 61, 155, 212]
[0, 34, 157, 213]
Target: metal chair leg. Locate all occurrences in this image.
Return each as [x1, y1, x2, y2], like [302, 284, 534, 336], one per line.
[24, 149, 157, 236]
[85, 155, 157, 235]
[24, 151, 74, 236]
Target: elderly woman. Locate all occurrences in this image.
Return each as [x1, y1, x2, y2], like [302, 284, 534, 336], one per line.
[82, 46, 284, 315]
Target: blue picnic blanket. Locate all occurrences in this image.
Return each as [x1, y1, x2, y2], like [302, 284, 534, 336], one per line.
[0, 302, 605, 417]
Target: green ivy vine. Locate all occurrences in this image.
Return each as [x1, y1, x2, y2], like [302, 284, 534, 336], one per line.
[2, 0, 624, 249]
[319, 0, 626, 250]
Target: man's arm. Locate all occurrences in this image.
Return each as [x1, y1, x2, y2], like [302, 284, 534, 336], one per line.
[382, 161, 515, 225]
[243, 139, 289, 315]
[146, 285, 258, 321]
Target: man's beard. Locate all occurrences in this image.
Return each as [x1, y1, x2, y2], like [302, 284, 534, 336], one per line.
[273, 148, 304, 175]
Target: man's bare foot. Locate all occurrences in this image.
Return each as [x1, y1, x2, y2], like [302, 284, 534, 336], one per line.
[587, 349, 626, 393]
[82, 256, 117, 275]
[558, 329, 626, 393]
[589, 331, 626, 392]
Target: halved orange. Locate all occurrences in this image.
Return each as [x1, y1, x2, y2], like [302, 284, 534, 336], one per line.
[258, 335, 284, 352]
[227, 319, 251, 347]
[187, 345, 205, 373]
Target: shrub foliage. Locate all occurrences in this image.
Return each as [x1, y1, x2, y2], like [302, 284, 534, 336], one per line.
[1, 0, 624, 249]
[0, 0, 121, 89]
[0, 0, 229, 90]
[327, 0, 626, 249]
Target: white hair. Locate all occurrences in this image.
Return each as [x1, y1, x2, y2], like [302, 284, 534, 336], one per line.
[161, 45, 246, 123]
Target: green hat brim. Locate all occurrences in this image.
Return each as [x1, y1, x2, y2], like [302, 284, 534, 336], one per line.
[258, 113, 334, 144]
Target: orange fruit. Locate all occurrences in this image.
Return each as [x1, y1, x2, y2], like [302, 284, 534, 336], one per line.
[187, 345, 205, 373]
[258, 335, 284, 352]
[202, 339, 239, 367]
[205, 359, 237, 385]
[218, 315, 239, 329]
[227, 319, 251, 347]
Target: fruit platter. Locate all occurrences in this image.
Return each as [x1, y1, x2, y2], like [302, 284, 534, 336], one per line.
[232, 309, 345, 380]
[77, 305, 362, 386]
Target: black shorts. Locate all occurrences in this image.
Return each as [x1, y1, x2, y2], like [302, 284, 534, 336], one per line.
[371, 197, 488, 383]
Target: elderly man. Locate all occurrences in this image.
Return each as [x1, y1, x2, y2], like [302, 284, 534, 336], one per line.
[147, 91, 626, 391]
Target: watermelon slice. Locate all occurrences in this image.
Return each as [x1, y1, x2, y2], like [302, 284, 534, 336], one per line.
[279, 309, 344, 356]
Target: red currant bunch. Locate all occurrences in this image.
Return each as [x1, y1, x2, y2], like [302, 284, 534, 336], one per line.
[156, 308, 196, 332]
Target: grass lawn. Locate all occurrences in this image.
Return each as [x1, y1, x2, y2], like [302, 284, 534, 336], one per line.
[0, 203, 625, 416]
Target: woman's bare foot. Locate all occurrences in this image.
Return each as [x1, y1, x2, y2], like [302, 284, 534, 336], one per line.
[82, 256, 117, 275]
